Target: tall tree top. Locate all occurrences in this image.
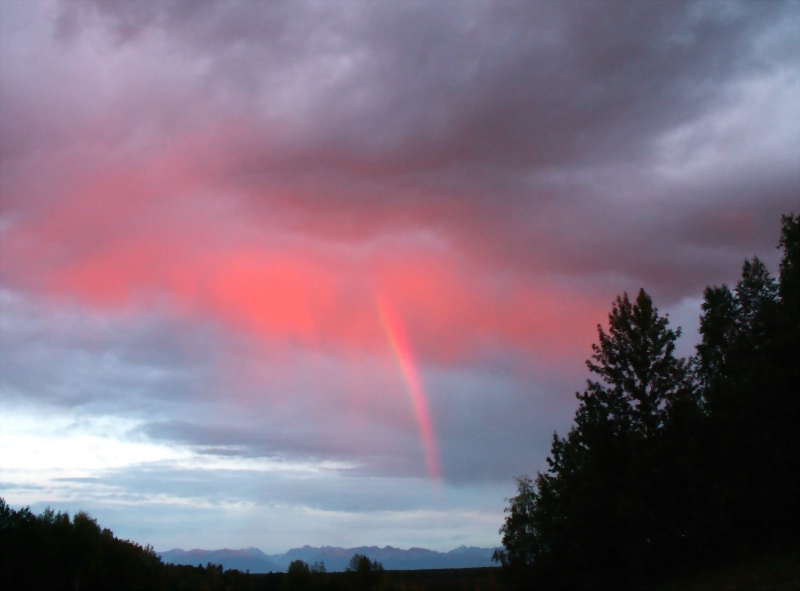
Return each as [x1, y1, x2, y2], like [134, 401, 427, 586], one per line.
[580, 288, 689, 438]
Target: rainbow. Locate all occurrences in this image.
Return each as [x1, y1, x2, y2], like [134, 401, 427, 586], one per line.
[377, 297, 441, 482]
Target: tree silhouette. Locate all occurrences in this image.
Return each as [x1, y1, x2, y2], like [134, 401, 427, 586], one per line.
[496, 289, 695, 590]
[696, 213, 799, 559]
[581, 289, 694, 437]
[284, 559, 311, 590]
[492, 476, 539, 574]
[0, 500, 167, 591]
[495, 213, 800, 590]
[345, 553, 385, 590]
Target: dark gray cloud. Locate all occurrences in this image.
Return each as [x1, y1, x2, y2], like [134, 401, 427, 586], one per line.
[3, 0, 796, 302]
[52, 1, 797, 172]
[0, 291, 216, 410]
[1, 0, 798, 552]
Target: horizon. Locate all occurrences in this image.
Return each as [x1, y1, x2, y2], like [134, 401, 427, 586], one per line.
[157, 543, 499, 553]
[1, 0, 798, 554]
[155, 543, 501, 573]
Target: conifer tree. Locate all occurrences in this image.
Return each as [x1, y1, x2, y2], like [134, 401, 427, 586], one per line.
[496, 215, 800, 589]
[696, 213, 799, 556]
[496, 289, 693, 590]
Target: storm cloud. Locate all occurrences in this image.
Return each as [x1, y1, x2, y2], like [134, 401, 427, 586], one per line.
[1, 0, 798, 552]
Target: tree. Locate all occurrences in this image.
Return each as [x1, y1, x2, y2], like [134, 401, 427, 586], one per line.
[310, 561, 326, 574]
[284, 559, 311, 590]
[493, 475, 551, 587]
[493, 476, 537, 570]
[695, 213, 799, 557]
[496, 214, 800, 589]
[495, 289, 696, 590]
[286, 559, 310, 575]
[346, 553, 383, 574]
[0, 499, 166, 591]
[346, 553, 384, 591]
[579, 289, 693, 438]
[72, 511, 103, 589]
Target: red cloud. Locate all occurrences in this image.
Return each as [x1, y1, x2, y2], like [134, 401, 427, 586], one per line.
[1, 123, 602, 369]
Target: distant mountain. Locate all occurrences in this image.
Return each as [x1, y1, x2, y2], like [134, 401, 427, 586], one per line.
[158, 545, 498, 573]
[158, 547, 281, 573]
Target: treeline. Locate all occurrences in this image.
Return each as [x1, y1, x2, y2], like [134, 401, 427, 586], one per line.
[0, 501, 165, 590]
[0, 501, 501, 590]
[0, 501, 298, 591]
[494, 214, 799, 590]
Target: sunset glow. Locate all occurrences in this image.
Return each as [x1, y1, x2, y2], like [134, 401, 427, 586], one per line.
[1, 0, 797, 555]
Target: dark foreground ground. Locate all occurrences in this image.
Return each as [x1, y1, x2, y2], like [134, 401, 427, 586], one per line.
[243, 551, 799, 590]
[655, 550, 799, 591]
[244, 566, 503, 591]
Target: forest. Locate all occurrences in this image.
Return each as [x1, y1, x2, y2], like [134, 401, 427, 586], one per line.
[1, 214, 797, 591]
[494, 214, 799, 590]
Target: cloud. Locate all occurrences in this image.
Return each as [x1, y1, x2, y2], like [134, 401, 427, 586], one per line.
[6, 1, 795, 310]
[1, 0, 798, 552]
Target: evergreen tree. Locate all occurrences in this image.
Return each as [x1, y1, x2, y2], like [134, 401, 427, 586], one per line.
[345, 553, 384, 591]
[496, 214, 799, 589]
[696, 213, 799, 557]
[580, 289, 693, 439]
[496, 289, 695, 590]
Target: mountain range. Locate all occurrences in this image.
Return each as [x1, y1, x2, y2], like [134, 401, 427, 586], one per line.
[158, 545, 498, 573]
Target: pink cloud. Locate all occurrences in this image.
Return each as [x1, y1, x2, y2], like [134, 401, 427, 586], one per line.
[3, 136, 600, 369]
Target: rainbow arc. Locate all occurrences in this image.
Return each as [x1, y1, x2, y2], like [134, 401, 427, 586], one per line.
[377, 298, 441, 482]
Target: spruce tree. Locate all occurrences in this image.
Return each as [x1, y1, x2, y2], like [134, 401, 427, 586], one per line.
[696, 213, 799, 556]
[496, 289, 694, 590]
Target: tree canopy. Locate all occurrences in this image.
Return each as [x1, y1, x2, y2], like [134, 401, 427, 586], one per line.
[495, 214, 800, 590]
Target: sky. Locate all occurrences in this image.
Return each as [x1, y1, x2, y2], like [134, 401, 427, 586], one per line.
[1, 0, 798, 554]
